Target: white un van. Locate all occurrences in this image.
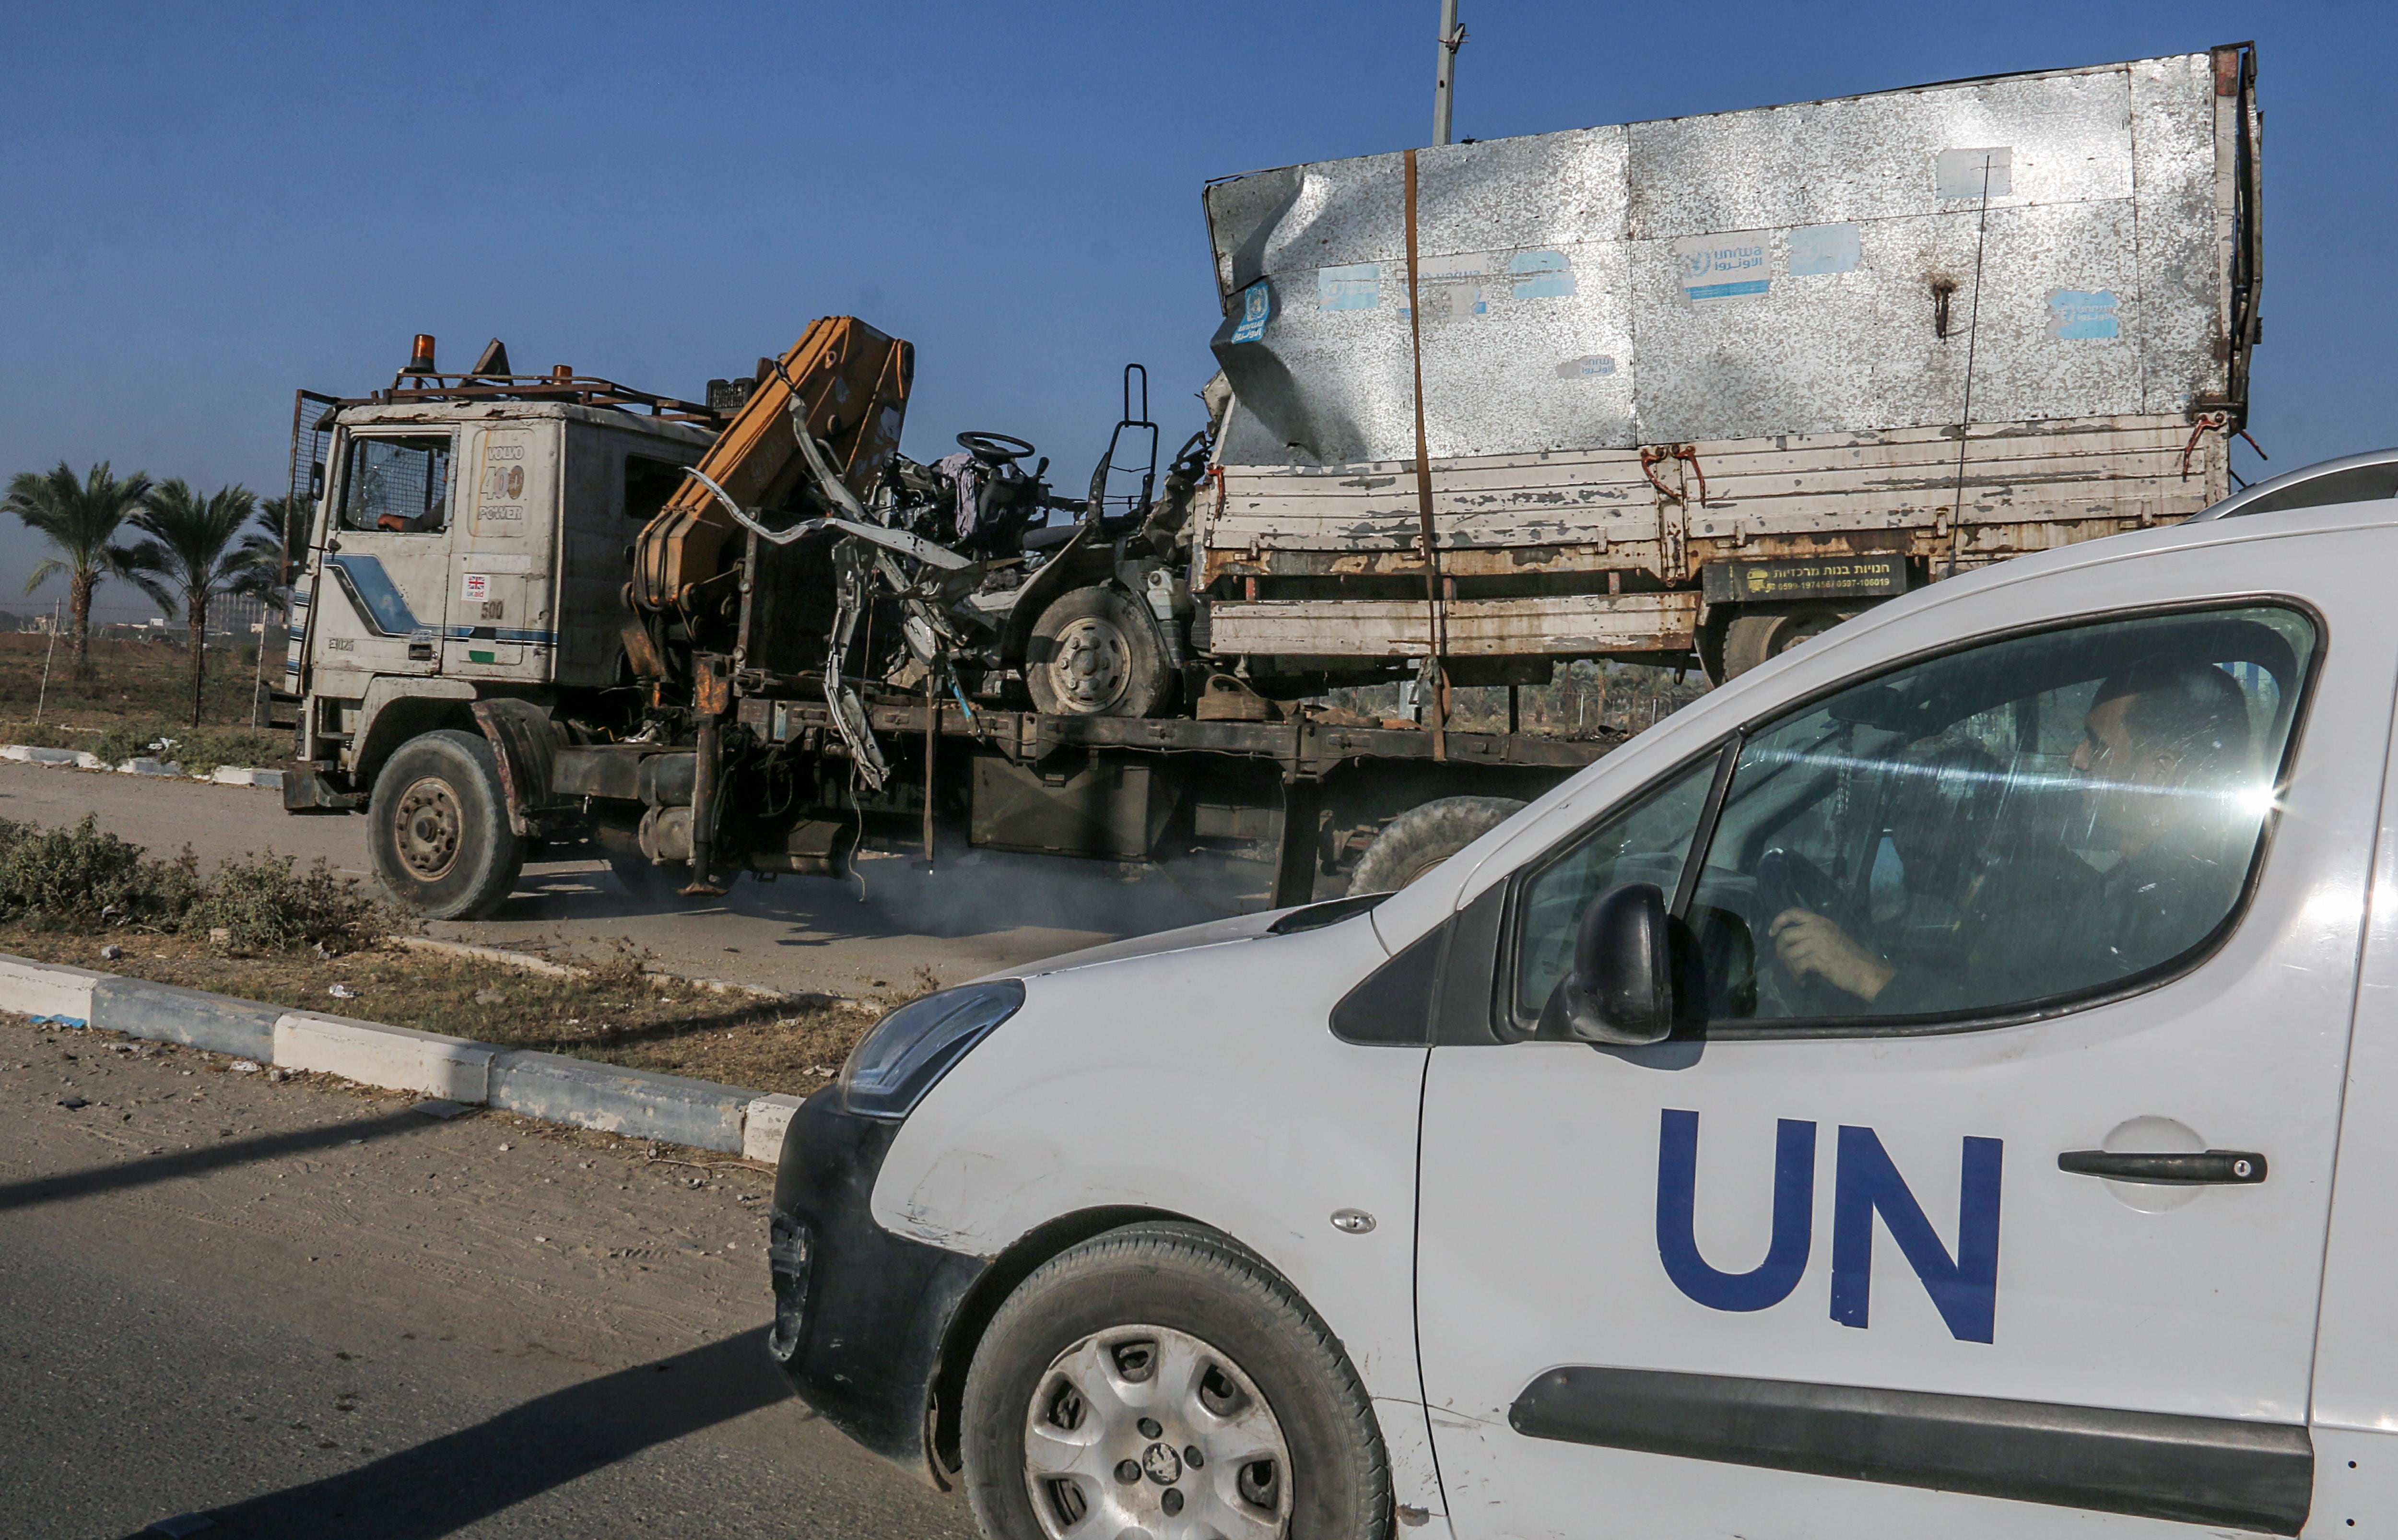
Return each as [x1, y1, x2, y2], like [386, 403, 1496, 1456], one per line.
[768, 449, 2398, 1540]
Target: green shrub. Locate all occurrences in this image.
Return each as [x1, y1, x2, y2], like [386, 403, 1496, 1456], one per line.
[0, 813, 384, 950]
[0, 815, 158, 922]
[185, 851, 384, 952]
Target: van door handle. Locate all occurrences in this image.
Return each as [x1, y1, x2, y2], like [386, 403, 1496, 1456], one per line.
[2057, 1149, 2267, 1185]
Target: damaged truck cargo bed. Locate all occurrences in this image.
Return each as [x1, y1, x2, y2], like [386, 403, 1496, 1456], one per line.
[270, 45, 2264, 921]
[1200, 43, 2261, 681]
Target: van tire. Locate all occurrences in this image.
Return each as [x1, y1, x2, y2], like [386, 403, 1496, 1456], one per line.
[1025, 585, 1174, 717]
[366, 729, 526, 920]
[1350, 795, 1526, 894]
[962, 1221, 1392, 1540]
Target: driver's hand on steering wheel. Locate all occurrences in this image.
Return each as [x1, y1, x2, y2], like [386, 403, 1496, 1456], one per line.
[1769, 909, 1894, 1004]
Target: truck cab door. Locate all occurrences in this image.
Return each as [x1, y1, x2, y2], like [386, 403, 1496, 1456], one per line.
[1408, 529, 2395, 1540]
[315, 429, 456, 681]
[444, 422, 556, 679]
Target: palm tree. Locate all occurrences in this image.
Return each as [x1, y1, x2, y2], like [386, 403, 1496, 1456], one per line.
[124, 480, 274, 727]
[3, 462, 154, 676]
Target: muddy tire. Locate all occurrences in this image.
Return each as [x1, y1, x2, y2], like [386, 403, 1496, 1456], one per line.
[366, 729, 526, 920]
[963, 1221, 1392, 1540]
[1718, 604, 1853, 681]
[1025, 585, 1173, 717]
[1349, 795, 1527, 894]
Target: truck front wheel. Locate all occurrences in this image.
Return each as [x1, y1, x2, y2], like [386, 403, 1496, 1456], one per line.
[366, 729, 527, 920]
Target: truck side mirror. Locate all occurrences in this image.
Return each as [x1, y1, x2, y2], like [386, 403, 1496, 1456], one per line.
[310, 461, 326, 502]
[1541, 882, 1677, 1046]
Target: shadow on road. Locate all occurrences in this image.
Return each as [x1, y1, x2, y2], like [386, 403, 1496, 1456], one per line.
[0, 1108, 432, 1215]
[141, 1330, 792, 1539]
[491, 837, 1253, 945]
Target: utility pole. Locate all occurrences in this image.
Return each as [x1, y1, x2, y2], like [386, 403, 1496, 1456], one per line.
[1432, 0, 1466, 146]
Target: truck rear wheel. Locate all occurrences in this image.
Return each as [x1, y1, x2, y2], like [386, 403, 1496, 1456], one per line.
[366, 729, 527, 920]
[1720, 604, 1852, 680]
[1350, 795, 1526, 894]
[1026, 585, 1173, 717]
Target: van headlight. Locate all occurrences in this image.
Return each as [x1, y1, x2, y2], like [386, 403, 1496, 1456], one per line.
[837, 979, 1025, 1120]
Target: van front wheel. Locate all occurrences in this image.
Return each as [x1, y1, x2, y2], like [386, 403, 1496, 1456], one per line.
[366, 729, 526, 920]
[963, 1222, 1391, 1540]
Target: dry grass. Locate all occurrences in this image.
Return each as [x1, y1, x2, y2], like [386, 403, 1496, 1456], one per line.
[0, 631, 286, 772]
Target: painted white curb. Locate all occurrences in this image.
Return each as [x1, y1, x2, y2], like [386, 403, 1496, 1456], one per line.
[0, 746, 283, 789]
[1, 745, 105, 769]
[274, 1011, 497, 1101]
[743, 1094, 807, 1164]
[0, 954, 103, 1022]
[0, 952, 795, 1159]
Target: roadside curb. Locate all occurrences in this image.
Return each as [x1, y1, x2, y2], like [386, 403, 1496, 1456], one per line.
[0, 743, 283, 789]
[0, 950, 803, 1159]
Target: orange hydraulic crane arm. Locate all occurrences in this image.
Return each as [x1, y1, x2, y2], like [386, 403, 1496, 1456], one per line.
[632, 316, 914, 614]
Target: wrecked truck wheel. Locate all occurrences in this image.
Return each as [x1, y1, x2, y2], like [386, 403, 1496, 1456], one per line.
[1026, 585, 1172, 717]
[962, 1221, 1391, 1540]
[366, 729, 526, 920]
[1719, 604, 1852, 680]
[1349, 795, 1526, 894]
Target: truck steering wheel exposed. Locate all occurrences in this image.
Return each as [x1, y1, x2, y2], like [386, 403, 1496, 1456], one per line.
[956, 432, 1036, 466]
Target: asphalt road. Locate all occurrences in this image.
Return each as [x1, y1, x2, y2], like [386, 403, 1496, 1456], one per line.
[0, 1014, 979, 1540]
[0, 759, 1234, 1000]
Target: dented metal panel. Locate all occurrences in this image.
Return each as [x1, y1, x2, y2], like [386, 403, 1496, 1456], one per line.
[1205, 414, 2223, 584]
[1204, 51, 2249, 467]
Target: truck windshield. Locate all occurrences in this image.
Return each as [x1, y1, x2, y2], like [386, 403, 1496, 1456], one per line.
[341, 435, 453, 534]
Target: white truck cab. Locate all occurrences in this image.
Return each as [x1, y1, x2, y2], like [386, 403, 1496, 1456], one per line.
[769, 454, 2398, 1540]
[287, 396, 709, 790]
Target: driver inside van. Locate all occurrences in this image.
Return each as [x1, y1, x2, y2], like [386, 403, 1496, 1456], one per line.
[1766, 658, 2256, 1013]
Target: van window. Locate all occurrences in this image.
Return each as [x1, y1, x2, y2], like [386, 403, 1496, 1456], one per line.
[1512, 754, 1718, 1021]
[1508, 605, 2317, 1035]
[339, 435, 453, 533]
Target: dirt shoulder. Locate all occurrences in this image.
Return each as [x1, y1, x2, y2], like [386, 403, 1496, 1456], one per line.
[1, 925, 883, 1097]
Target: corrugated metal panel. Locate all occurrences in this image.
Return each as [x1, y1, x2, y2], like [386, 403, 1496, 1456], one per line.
[1205, 53, 2240, 470]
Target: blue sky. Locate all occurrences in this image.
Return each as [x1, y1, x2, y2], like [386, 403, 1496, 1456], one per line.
[1, 1, 2388, 620]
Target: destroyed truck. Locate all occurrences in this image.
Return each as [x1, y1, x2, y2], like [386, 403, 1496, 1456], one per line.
[1201, 42, 2261, 682]
[271, 44, 2263, 919]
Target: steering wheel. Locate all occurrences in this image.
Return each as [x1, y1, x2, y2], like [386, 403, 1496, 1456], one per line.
[1753, 847, 1857, 1018]
[956, 432, 1035, 466]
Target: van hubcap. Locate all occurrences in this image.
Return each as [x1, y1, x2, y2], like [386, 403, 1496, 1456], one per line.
[393, 777, 464, 881]
[1021, 1324, 1291, 1539]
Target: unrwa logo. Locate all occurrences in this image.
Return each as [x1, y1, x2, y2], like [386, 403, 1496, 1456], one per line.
[1654, 1109, 2002, 1342]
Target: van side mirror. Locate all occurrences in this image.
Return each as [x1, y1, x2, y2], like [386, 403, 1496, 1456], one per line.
[1540, 882, 1677, 1046]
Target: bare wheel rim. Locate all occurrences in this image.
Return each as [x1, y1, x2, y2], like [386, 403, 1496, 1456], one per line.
[392, 776, 465, 882]
[1021, 1323, 1292, 1540]
[1047, 615, 1130, 713]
